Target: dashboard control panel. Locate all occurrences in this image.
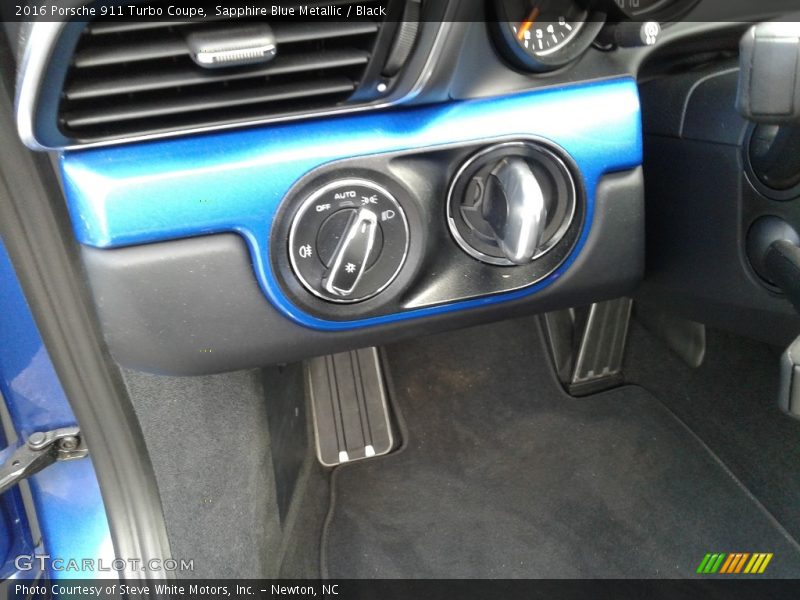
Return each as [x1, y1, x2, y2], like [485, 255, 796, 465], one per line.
[61, 77, 642, 345]
[283, 141, 581, 311]
[271, 138, 588, 319]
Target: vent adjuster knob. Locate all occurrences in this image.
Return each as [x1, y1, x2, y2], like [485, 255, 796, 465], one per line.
[186, 24, 278, 69]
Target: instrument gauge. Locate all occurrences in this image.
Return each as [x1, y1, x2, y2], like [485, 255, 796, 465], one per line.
[492, 1, 606, 72]
[512, 2, 589, 56]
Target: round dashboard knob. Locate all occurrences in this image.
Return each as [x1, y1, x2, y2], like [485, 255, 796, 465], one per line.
[288, 179, 410, 303]
[447, 142, 577, 266]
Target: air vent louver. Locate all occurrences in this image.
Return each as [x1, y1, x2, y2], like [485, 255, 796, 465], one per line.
[58, 2, 388, 141]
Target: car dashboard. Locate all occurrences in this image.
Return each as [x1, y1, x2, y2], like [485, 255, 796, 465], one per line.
[8, 0, 800, 376]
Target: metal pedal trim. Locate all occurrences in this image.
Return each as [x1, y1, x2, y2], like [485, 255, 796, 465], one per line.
[541, 297, 633, 396]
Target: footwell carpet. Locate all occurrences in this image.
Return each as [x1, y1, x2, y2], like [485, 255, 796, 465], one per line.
[323, 318, 800, 578]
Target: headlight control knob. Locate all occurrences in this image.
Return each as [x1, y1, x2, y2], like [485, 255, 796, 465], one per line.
[289, 179, 409, 303]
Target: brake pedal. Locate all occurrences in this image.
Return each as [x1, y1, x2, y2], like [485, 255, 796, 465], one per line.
[306, 347, 396, 467]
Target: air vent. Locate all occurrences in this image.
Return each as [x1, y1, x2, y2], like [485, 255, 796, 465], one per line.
[58, 1, 391, 141]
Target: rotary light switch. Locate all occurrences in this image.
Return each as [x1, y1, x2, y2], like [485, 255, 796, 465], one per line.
[289, 180, 410, 303]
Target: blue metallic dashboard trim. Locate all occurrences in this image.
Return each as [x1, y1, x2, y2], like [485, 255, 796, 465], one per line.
[0, 239, 113, 579]
[61, 79, 642, 331]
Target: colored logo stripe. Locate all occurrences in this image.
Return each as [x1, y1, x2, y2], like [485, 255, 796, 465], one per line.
[697, 553, 726, 574]
[720, 553, 749, 573]
[745, 553, 773, 574]
[697, 553, 773, 574]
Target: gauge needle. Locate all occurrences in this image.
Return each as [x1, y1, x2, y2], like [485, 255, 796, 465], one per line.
[516, 6, 541, 41]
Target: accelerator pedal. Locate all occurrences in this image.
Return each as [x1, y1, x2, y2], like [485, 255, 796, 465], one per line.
[307, 347, 396, 467]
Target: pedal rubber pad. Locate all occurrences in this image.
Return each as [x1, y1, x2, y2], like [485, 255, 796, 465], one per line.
[307, 347, 395, 466]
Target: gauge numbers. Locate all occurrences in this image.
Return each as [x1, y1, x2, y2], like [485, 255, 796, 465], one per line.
[505, 1, 589, 57]
[513, 15, 586, 56]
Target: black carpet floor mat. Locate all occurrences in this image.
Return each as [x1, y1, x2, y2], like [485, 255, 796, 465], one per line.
[625, 322, 800, 544]
[322, 318, 800, 578]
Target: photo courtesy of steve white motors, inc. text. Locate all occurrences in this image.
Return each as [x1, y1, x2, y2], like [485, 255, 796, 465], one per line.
[14, 583, 342, 598]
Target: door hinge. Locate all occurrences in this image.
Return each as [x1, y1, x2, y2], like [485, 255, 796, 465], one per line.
[0, 427, 88, 495]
